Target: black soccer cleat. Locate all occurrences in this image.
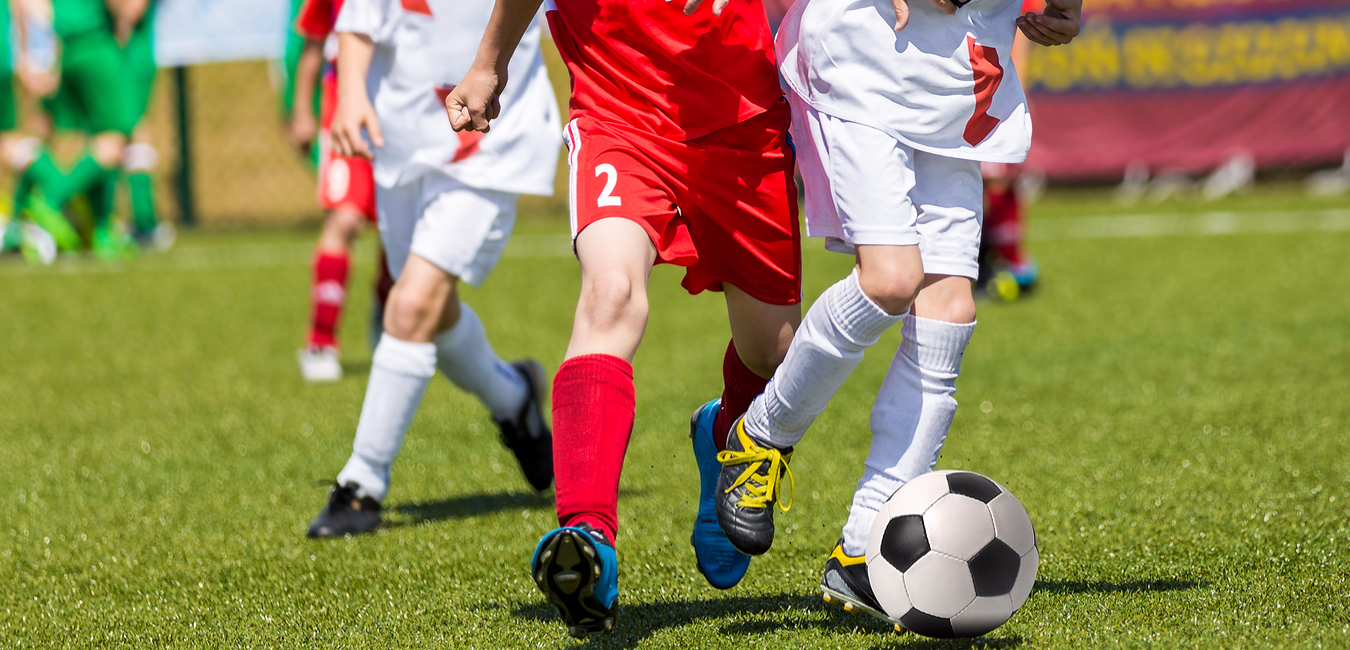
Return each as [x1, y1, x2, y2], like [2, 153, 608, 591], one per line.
[495, 360, 554, 492]
[714, 416, 793, 556]
[307, 482, 382, 538]
[820, 539, 905, 632]
[531, 523, 619, 639]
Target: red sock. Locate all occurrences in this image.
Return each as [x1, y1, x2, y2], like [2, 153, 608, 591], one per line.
[552, 354, 635, 544]
[985, 187, 1026, 266]
[307, 250, 350, 349]
[713, 340, 770, 452]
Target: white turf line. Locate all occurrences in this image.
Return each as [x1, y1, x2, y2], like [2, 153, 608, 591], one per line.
[2, 209, 1348, 276]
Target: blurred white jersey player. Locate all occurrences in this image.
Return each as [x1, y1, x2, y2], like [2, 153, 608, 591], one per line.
[709, 0, 1080, 621]
[307, 0, 563, 537]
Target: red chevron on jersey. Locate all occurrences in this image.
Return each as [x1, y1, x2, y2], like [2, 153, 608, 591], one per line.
[963, 36, 1004, 147]
[401, 0, 432, 15]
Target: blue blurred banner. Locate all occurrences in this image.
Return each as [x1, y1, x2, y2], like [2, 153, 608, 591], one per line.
[154, 0, 290, 66]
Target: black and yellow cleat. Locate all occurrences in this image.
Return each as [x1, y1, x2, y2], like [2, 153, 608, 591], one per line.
[715, 416, 793, 556]
[820, 539, 907, 633]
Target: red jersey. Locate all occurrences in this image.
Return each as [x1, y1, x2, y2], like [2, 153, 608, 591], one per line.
[545, 0, 784, 141]
[295, 0, 344, 41]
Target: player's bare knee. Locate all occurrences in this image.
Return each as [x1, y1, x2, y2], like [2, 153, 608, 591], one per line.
[92, 134, 128, 167]
[384, 290, 441, 339]
[858, 266, 924, 316]
[580, 273, 646, 331]
[915, 275, 977, 324]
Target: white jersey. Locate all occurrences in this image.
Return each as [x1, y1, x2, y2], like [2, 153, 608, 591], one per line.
[777, 0, 1031, 162]
[335, 0, 562, 193]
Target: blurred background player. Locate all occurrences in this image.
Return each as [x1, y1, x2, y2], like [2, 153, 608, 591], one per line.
[292, 0, 394, 383]
[120, 0, 172, 249]
[305, 0, 562, 537]
[977, 160, 1038, 300]
[11, 0, 149, 260]
[0, 0, 68, 264]
[976, 11, 1041, 301]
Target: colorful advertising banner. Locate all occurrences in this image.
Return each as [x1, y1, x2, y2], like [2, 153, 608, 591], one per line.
[1021, 0, 1350, 180]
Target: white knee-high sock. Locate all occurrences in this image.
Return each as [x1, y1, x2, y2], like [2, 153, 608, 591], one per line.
[841, 314, 975, 556]
[433, 302, 528, 423]
[744, 269, 904, 449]
[336, 335, 438, 502]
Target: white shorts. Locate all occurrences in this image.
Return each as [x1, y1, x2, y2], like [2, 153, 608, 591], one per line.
[791, 96, 983, 279]
[376, 172, 520, 287]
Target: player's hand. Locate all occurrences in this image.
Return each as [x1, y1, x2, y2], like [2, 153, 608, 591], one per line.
[445, 66, 504, 134]
[1016, 0, 1081, 46]
[681, 0, 732, 16]
[892, 0, 956, 31]
[330, 98, 383, 160]
[288, 111, 318, 155]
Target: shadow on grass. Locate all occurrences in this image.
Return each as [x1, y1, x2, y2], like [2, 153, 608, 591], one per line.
[1034, 579, 1201, 594]
[512, 593, 1022, 649]
[389, 492, 554, 527]
[387, 488, 650, 528]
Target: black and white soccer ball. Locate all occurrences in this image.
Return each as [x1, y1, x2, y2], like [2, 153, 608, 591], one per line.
[865, 470, 1037, 638]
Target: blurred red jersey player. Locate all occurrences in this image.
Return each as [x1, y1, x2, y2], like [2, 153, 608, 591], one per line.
[447, 0, 803, 637]
[293, 0, 391, 382]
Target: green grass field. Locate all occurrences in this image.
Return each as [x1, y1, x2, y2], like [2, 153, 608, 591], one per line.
[3, 186, 1349, 648]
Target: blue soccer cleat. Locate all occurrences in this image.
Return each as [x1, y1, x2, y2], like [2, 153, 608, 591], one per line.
[531, 524, 618, 638]
[689, 399, 751, 589]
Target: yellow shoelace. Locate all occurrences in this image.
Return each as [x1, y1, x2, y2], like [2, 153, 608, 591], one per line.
[717, 424, 794, 512]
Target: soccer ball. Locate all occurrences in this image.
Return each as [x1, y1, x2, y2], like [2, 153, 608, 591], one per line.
[865, 470, 1037, 638]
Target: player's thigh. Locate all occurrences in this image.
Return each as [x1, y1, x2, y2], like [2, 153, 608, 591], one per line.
[566, 118, 689, 266]
[409, 174, 520, 288]
[574, 217, 658, 310]
[911, 151, 982, 281]
[803, 104, 921, 250]
[375, 182, 419, 280]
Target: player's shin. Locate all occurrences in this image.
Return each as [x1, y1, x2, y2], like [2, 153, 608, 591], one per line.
[551, 354, 635, 544]
[714, 340, 769, 451]
[335, 336, 438, 502]
[743, 269, 904, 449]
[840, 314, 974, 555]
[434, 301, 527, 420]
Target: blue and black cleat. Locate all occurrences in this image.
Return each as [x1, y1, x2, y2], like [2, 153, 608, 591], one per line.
[531, 524, 618, 638]
[689, 399, 751, 589]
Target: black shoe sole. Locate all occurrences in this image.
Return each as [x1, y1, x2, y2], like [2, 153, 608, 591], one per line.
[533, 529, 614, 638]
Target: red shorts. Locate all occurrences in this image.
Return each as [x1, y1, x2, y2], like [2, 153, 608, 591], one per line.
[318, 72, 377, 221]
[565, 99, 802, 305]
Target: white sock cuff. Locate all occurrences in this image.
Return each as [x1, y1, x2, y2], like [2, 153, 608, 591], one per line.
[123, 143, 159, 172]
[434, 302, 478, 351]
[9, 137, 40, 171]
[902, 315, 975, 376]
[372, 335, 437, 378]
[828, 269, 904, 345]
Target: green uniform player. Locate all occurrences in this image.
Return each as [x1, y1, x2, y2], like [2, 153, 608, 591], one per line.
[15, 0, 148, 259]
[120, 2, 164, 244]
[279, 0, 322, 169]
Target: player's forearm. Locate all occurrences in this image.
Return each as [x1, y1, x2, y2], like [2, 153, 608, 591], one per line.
[336, 32, 376, 108]
[292, 40, 325, 120]
[472, 0, 544, 74]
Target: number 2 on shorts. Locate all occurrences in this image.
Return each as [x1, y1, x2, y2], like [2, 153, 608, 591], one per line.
[595, 164, 622, 207]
